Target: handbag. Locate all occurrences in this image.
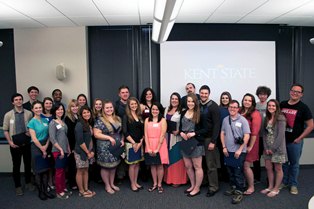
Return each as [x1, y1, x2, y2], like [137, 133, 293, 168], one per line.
[144, 152, 161, 165]
[12, 132, 31, 146]
[180, 137, 198, 155]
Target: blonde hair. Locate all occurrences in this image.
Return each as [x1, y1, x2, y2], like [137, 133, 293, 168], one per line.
[66, 99, 78, 122]
[100, 100, 121, 133]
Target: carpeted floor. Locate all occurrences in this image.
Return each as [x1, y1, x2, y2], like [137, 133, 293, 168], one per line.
[0, 167, 313, 209]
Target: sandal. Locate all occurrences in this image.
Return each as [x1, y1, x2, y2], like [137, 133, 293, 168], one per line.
[243, 190, 254, 195]
[79, 191, 93, 198]
[267, 190, 279, 197]
[85, 190, 96, 196]
[260, 188, 272, 194]
[158, 186, 164, 194]
[148, 185, 157, 192]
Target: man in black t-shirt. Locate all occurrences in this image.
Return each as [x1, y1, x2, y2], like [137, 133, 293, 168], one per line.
[280, 83, 314, 195]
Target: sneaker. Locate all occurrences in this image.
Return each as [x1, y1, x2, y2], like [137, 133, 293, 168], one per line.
[224, 186, 236, 196]
[279, 183, 288, 190]
[25, 183, 35, 192]
[290, 186, 298, 195]
[232, 191, 243, 204]
[15, 187, 24, 196]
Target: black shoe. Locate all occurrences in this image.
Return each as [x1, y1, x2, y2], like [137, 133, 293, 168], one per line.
[187, 191, 201, 197]
[131, 188, 139, 192]
[206, 189, 218, 197]
[184, 189, 191, 194]
[44, 191, 56, 199]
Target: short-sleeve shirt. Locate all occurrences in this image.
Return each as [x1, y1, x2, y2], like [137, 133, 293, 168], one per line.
[221, 114, 251, 152]
[27, 118, 49, 142]
[280, 100, 313, 143]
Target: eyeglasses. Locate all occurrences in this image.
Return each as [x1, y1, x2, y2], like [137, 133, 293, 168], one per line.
[290, 89, 302, 94]
[228, 106, 239, 109]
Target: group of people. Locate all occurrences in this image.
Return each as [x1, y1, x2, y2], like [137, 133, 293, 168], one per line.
[2, 83, 313, 204]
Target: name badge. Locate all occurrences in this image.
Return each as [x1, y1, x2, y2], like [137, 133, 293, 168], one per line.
[153, 123, 159, 128]
[10, 119, 14, 124]
[235, 122, 242, 127]
[56, 124, 62, 129]
[43, 123, 48, 127]
[144, 109, 150, 113]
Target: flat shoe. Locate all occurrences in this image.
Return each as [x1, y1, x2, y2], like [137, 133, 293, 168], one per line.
[187, 191, 201, 197]
[131, 188, 139, 192]
[260, 188, 272, 194]
[243, 190, 254, 195]
[267, 190, 279, 197]
[137, 185, 144, 190]
[184, 189, 192, 194]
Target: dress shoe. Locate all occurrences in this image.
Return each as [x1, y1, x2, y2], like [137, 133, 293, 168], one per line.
[187, 191, 201, 197]
[131, 188, 139, 192]
[206, 190, 218, 197]
[184, 189, 192, 194]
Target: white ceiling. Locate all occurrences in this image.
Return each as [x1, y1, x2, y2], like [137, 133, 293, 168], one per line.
[0, 0, 314, 29]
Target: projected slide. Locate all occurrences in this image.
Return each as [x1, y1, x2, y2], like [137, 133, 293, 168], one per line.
[160, 41, 276, 106]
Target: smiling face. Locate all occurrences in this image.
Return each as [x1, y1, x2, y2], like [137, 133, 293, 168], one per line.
[81, 109, 91, 121]
[187, 96, 195, 110]
[71, 104, 79, 114]
[32, 103, 43, 117]
[29, 89, 39, 101]
[221, 94, 230, 106]
[228, 102, 239, 117]
[55, 105, 64, 119]
[289, 85, 303, 102]
[44, 100, 53, 112]
[104, 102, 114, 116]
[94, 100, 102, 111]
[145, 90, 153, 102]
[151, 104, 160, 117]
[170, 95, 179, 108]
[199, 89, 209, 102]
[129, 100, 138, 112]
[243, 95, 253, 109]
[12, 96, 23, 108]
[53, 90, 62, 102]
[78, 96, 87, 107]
[267, 101, 277, 114]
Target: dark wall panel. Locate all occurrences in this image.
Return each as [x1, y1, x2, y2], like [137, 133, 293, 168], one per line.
[0, 29, 16, 126]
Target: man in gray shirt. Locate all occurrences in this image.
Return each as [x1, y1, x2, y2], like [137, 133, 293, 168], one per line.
[3, 93, 34, 196]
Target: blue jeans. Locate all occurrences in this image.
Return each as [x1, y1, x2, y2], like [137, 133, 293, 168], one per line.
[226, 153, 246, 192]
[283, 141, 303, 187]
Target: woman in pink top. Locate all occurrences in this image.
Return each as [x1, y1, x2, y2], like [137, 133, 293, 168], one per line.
[144, 102, 169, 193]
[240, 93, 262, 195]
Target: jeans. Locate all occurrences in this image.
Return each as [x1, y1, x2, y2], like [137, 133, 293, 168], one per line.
[283, 141, 303, 187]
[226, 153, 246, 192]
[10, 144, 32, 188]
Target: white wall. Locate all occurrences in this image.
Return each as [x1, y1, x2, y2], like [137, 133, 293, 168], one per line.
[14, 27, 89, 104]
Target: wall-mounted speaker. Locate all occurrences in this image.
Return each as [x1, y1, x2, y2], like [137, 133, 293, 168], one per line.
[310, 38, 314, 45]
[56, 63, 66, 81]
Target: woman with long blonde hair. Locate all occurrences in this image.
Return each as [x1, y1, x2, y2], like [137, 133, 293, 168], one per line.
[94, 100, 124, 194]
